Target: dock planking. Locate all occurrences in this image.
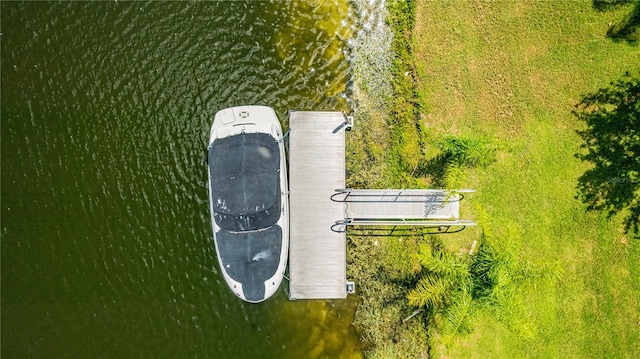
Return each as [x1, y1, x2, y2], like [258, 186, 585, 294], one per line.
[287, 111, 348, 300]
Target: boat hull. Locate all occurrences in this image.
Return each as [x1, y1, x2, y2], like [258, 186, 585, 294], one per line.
[207, 106, 289, 303]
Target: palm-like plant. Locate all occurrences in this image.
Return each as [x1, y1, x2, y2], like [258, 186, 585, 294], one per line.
[407, 239, 478, 343]
[408, 211, 563, 345]
[439, 292, 477, 345]
[407, 273, 453, 309]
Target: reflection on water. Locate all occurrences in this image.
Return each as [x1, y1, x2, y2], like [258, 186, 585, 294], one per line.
[275, 0, 353, 100]
[1, 1, 364, 358]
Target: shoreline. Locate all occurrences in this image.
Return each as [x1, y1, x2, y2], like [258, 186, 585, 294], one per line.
[347, 0, 431, 357]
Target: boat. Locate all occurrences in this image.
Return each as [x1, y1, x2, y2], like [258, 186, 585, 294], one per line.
[207, 105, 289, 303]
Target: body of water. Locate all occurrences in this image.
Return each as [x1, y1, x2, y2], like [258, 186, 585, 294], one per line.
[1, 1, 364, 357]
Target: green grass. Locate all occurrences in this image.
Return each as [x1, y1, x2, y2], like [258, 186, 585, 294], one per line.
[412, 0, 640, 357]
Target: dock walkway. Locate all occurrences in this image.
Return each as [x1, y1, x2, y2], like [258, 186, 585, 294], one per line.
[288, 111, 349, 300]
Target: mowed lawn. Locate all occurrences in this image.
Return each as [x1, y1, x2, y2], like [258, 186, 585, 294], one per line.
[413, 1, 640, 358]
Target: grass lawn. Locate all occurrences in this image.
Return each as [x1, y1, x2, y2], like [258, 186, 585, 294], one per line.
[412, 0, 640, 357]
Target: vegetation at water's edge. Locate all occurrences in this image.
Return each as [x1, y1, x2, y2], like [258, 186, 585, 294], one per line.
[347, 0, 640, 358]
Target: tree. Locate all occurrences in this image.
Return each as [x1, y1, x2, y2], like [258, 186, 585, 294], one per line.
[574, 73, 640, 235]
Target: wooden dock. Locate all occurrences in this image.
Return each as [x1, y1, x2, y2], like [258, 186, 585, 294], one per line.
[288, 111, 348, 300]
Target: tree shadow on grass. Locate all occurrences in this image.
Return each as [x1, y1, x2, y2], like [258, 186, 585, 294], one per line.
[593, 0, 640, 44]
[593, 0, 637, 11]
[416, 154, 449, 188]
[574, 72, 640, 235]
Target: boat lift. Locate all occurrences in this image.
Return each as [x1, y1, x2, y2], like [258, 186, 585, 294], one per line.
[330, 188, 476, 233]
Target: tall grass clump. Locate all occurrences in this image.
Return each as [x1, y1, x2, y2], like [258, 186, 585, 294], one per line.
[436, 135, 502, 189]
[437, 135, 499, 169]
[415, 134, 504, 189]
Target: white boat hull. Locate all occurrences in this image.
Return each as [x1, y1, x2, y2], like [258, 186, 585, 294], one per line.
[207, 106, 289, 303]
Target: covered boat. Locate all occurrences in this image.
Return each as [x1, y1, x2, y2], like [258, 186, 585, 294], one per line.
[207, 106, 289, 303]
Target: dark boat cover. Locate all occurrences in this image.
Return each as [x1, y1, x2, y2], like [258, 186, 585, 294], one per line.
[215, 225, 282, 301]
[208, 133, 281, 232]
[208, 132, 284, 301]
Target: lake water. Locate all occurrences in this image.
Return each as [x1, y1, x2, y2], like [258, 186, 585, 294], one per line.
[1, 1, 366, 357]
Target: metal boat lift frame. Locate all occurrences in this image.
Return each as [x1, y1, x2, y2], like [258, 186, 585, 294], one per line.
[330, 188, 476, 233]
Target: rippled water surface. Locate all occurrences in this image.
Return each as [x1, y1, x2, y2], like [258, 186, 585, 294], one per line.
[1, 1, 361, 358]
